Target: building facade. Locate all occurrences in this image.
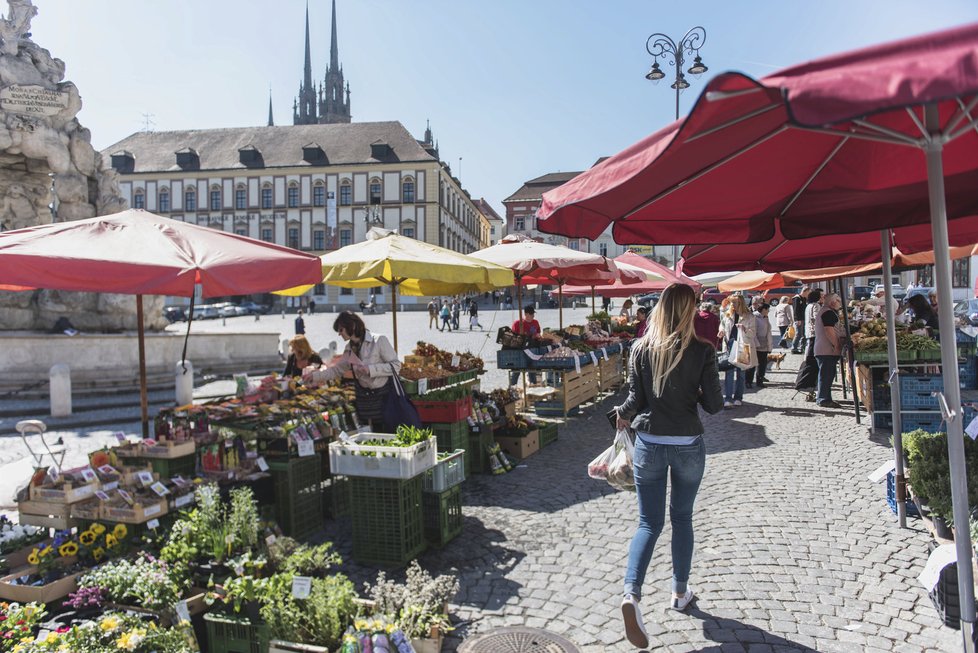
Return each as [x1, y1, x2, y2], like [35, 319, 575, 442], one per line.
[473, 197, 504, 247]
[101, 122, 486, 306]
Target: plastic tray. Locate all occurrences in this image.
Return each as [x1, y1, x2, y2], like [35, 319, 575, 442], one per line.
[329, 434, 436, 479]
[422, 449, 466, 492]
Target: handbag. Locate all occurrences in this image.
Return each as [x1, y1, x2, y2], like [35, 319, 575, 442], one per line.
[717, 347, 735, 372]
[354, 378, 390, 420]
[381, 365, 422, 430]
[786, 324, 796, 340]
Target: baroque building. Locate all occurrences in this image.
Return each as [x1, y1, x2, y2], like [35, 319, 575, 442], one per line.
[102, 121, 488, 306]
[294, 0, 351, 125]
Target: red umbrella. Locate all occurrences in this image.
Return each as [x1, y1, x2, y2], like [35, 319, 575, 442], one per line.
[0, 209, 324, 435]
[681, 219, 978, 275]
[538, 23, 978, 633]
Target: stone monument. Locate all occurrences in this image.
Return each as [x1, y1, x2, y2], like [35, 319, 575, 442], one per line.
[0, 0, 164, 331]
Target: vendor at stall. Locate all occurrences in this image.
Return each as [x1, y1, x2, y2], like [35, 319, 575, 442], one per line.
[283, 335, 323, 377]
[510, 305, 541, 386]
[303, 311, 401, 429]
[619, 299, 634, 321]
[635, 306, 649, 339]
[906, 294, 940, 329]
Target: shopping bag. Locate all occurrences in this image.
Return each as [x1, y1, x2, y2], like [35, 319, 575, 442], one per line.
[381, 365, 422, 429]
[730, 339, 756, 370]
[786, 324, 796, 340]
[717, 347, 734, 372]
[587, 428, 635, 492]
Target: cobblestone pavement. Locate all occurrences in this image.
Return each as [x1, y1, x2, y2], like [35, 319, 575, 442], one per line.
[0, 307, 964, 651]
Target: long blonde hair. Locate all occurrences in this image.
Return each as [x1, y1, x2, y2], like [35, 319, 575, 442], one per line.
[632, 283, 697, 395]
[725, 294, 749, 319]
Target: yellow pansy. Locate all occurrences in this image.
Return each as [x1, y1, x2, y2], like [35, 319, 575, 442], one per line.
[112, 524, 128, 540]
[58, 542, 79, 557]
[92, 547, 105, 561]
[79, 530, 96, 545]
[39, 545, 52, 558]
[105, 534, 118, 549]
[26, 549, 39, 565]
[116, 627, 146, 651]
[90, 522, 106, 535]
[99, 615, 119, 632]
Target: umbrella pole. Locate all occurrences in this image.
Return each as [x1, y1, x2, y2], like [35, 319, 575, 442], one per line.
[880, 230, 906, 528]
[136, 295, 149, 439]
[591, 287, 596, 315]
[391, 282, 399, 354]
[838, 277, 859, 425]
[924, 104, 975, 641]
[558, 281, 564, 330]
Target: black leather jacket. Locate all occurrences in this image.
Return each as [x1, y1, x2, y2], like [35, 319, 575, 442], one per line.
[615, 338, 723, 437]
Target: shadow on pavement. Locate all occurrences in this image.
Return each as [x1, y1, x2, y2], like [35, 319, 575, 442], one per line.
[686, 605, 817, 652]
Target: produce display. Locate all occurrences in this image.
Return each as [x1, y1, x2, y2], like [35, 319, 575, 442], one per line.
[851, 316, 941, 354]
[412, 342, 484, 372]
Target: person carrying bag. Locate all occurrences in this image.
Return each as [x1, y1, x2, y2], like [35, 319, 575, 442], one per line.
[611, 283, 723, 649]
[718, 295, 757, 407]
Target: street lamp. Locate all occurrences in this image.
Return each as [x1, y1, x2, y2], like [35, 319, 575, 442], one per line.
[645, 26, 708, 270]
[645, 26, 708, 121]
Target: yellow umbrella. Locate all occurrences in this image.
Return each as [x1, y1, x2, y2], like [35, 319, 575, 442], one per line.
[279, 228, 514, 351]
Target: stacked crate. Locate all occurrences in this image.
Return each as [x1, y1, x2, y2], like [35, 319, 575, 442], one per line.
[268, 455, 322, 539]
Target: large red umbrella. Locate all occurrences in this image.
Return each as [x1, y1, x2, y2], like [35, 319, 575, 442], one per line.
[681, 219, 978, 275]
[0, 209, 324, 435]
[538, 23, 978, 636]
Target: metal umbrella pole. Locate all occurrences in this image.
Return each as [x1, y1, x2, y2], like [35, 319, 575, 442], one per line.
[923, 103, 975, 647]
[880, 230, 907, 528]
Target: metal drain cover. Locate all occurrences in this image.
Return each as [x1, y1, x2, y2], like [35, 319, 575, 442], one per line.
[458, 626, 581, 653]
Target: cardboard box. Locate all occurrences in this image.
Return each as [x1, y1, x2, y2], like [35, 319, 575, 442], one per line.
[100, 497, 168, 524]
[0, 564, 80, 603]
[494, 429, 539, 460]
[28, 479, 99, 504]
[139, 439, 196, 459]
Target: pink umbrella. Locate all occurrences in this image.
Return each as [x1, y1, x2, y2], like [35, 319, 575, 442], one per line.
[0, 209, 324, 435]
[537, 22, 978, 624]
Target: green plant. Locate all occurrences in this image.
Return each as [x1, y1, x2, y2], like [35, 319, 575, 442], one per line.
[280, 542, 342, 576]
[227, 486, 261, 552]
[904, 428, 978, 522]
[160, 484, 262, 565]
[260, 573, 357, 649]
[76, 553, 189, 615]
[0, 602, 46, 652]
[364, 561, 459, 639]
[20, 612, 195, 653]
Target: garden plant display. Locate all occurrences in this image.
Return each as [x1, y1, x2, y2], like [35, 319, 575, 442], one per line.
[0, 518, 44, 556]
[0, 601, 46, 652]
[364, 561, 459, 643]
[17, 611, 197, 652]
[412, 342, 485, 372]
[72, 552, 189, 617]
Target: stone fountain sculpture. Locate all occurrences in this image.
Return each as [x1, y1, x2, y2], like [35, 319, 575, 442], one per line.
[0, 0, 165, 330]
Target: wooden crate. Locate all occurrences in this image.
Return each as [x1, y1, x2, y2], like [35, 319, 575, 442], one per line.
[100, 497, 168, 524]
[18, 499, 77, 530]
[598, 353, 624, 392]
[0, 565, 80, 603]
[560, 366, 599, 412]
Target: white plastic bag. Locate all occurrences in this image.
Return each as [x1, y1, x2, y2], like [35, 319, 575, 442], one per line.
[587, 428, 635, 492]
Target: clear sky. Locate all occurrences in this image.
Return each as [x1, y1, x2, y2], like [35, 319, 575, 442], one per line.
[32, 0, 978, 218]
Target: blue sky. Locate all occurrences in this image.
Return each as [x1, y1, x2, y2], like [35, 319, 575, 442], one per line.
[34, 0, 978, 217]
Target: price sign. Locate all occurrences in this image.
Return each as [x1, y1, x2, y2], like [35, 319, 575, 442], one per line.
[142, 438, 158, 447]
[143, 502, 162, 517]
[174, 493, 195, 508]
[291, 576, 312, 599]
[150, 481, 170, 497]
[171, 476, 189, 488]
[146, 518, 160, 530]
[102, 481, 119, 492]
[574, 356, 581, 374]
[113, 432, 127, 444]
[80, 468, 97, 483]
[451, 354, 461, 368]
[601, 347, 609, 361]
[418, 378, 428, 395]
[174, 600, 191, 624]
[256, 457, 269, 472]
[98, 465, 118, 476]
[265, 534, 277, 546]
[967, 414, 978, 440]
[137, 471, 155, 487]
[94, 490, 111, 502]
[297, 440, 315, 457]
[46, 466, 59, 482]
[589, 352, 598, 366]
[118, 489, 134, 506]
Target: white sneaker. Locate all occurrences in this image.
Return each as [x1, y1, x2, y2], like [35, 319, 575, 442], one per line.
[621, 594, 649, 648]
[733, 400, 743, 406]
[723, 401, 733, 408]
[670, 588, 695, 612]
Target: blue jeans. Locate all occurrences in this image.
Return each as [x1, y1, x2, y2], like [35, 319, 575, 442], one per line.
[509, 370, 538, 386]
[816, 355, 839, 404]
[624, 437, 706, 600]
[724, 368, 744, 401]
[791, 321, 805, 351]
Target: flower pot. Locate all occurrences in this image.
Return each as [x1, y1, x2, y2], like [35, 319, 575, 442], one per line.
[934, 516, 953, 540]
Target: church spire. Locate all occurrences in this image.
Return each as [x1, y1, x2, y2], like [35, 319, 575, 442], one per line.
[329, 0, 339, 72]
[267, 90, 274, 127]
[303, 3, 313, 91]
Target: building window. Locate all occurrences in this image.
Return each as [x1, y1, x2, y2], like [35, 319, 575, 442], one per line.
[369, 179, 382, 205]
[288, 227, 299, 248]
[953, 258, 971, 288]
[339, 229, 352, 247]
[339, 183, 352, 206]
[313, 184, 325, 207]
[288, 184, 299, 208]
[313, 230, 325, 250]
[210, 187, 221, 211]
[314, 283, 326, 295]
[599, 242, 607, 257]
[235, 187, 247, 209]
[157, 189, 169, 212]
[341, 287, 353, 295]
[261, 186, 273, 209]
[185, 188, 196, 211]
[402, 227, 415, 238]
[569, 240, 580, 251]
[515, 216, 525, 231]
[133, 190, 145, 209]
[402, 180, 415, 203]
[261, 228, 273, 242]
[235, 228, 247, 236]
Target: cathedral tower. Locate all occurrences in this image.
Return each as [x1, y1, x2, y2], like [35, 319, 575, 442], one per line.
[294, 0, 351, 125]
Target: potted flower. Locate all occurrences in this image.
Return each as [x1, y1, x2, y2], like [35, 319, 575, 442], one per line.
[0, 516, 46, 569]
[25, 611, 196, 652]
[71, 552, 190, 619]
[261, 572, 358, 651]
[364, 561, 459, 653]
[0, 601, 46, 651]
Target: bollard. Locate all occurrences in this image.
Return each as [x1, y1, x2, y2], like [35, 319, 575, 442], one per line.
[50, 363, 71, 417]
[281, 338, 290, 359]
[175, 360, 194, 406]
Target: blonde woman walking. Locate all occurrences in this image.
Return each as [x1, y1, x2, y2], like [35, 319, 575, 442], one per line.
[718, 295, 758, 407]
[614, 283, 723, 648]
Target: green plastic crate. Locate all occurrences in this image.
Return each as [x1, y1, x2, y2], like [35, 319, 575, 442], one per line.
[269, 455, 322, 539]
[429, 420, 468, 454]
[350, 475, 425, 567]
[539, 423, 559, 448]
[466, 428, 494, 475]
[322, 475, 350, 519]
[204, 612, 270, 653]
[421, 484, 463, 547]
[142, 453, 196, 480]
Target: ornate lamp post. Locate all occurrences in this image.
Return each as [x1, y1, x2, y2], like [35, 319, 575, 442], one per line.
[645, 26, 709, 120]
[645, 27, 708, 269]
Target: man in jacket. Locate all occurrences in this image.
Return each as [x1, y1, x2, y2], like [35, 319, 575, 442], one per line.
[790, 286, 810, 354]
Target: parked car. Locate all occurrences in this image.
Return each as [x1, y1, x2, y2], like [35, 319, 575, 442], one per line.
[852, 285, 875, 300]
[217, 303, 239, 318]
[237, 301, 269, 315]
[954, 299, 978, 326]
[162, 306, 186, 323]
[873, 283, 907, 300]
[905, 286, 935, 302]
[701, 288, 729, 304]
[192, 305, 220, 320]
[763, 285, 803, 305]
[635, 292, 660, 307]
